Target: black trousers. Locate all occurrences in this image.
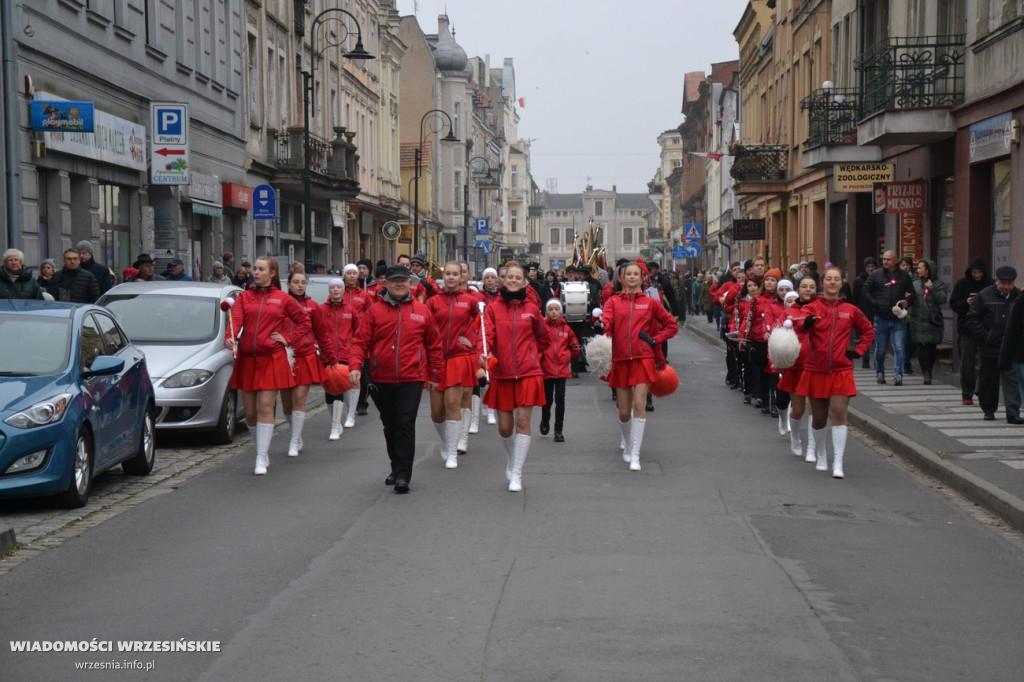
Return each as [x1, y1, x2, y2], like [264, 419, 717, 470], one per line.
[569, 322, 593, 371]
[541, 378, 566, 432]
[977, 356, 1021, 419]
[369, 381, 424, 482]
[357, 359, 371, 410]
[744, 341, 768, 404]
[915, 342, 937, 374]
[725, 339, 739, 386]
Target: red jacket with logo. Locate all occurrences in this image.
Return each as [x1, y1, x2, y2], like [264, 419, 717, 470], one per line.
[319, 298, 360, 366]
[349, 294, 444, 384]
[289, 294, 335, 363]
[541, 316, 580, 379]
[800, 296, 875, 373]
[228, 286, 312, 357]
[342, 286, 372, 314]
[426, 288, 481, 358]
[484, 294, 550, 380]
[603, 291, 678, 362]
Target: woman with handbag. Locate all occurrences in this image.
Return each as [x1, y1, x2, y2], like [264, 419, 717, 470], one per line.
[908, 259, 948, 385]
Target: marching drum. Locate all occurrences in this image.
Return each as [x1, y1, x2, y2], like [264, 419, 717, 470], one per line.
[560, 281, 591, 323]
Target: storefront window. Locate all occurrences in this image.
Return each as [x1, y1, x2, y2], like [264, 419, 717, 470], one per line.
[992, 160, 1011, 271]
[98, 184, 130, 275]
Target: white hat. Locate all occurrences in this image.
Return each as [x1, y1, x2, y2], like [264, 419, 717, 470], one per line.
[482, 267, 498, 278]
[545, 298, 563, 312]
[784, 291, 799, 302]
[777, 279, 794, 291]
[342, 263, 358, 275]
[329, 277, 344, 287]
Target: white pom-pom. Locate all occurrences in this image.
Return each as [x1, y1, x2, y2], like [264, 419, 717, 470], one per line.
[592, 307, 603, 318]
[585, 335, 613, 379]
[285, 345, 296, 373]
[768, 324, 802, 369]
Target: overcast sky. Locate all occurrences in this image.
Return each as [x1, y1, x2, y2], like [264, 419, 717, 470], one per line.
[396, 0, 749, 194]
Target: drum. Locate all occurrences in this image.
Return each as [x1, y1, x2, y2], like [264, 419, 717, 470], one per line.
[561, 281, 590, 322]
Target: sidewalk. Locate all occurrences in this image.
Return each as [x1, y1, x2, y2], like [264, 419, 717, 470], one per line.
[683, 316, 1024, 532]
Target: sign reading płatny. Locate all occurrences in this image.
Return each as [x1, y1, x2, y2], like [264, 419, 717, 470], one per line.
[150, 103, 190, 185]
[834, 163, 894, 193]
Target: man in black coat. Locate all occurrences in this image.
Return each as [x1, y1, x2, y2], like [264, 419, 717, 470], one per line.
[965, 265, 1022, 423]
[47, 248, 100, 303]
[851, 257, 877, 369]
[949, 257, 993, 405]
[76, 240, 112, 296]
[525, 262, 551, 303]
[862, 250, 915, 385]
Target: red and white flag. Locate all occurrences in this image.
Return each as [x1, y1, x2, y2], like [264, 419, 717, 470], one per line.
[517, 97, 525, 108]
[688, 151, 725, 161]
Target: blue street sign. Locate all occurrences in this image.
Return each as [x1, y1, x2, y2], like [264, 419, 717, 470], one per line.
[683, 242, 702, 259]
[253, 184, 277, 220]
[684, 223, 702, 241]
[672, 245, 686, 260]
[475, 240, 490, 254]
[475, 218, 490, 236]
[30, 100, 95, 132]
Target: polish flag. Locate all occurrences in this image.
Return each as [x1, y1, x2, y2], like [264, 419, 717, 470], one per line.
[517, 97, 525, 108]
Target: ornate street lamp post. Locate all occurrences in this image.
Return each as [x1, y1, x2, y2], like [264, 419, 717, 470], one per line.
[413, 109, 459, 258]
[462, 156, 494, 262]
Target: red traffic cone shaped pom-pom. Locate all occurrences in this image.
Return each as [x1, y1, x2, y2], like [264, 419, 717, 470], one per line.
[322, 363, 352, 394]
[486, 355, 498, 370]
[649, 365, 679, 397]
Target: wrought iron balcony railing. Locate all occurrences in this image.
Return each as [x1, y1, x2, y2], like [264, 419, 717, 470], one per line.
[800, 87, 862, 146]
[275, 128, 332, 175]
[729, 143, 787, 182]
[856, 34, 966, 118]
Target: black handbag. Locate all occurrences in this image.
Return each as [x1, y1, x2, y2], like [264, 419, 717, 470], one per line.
[928, 310, 944, 327]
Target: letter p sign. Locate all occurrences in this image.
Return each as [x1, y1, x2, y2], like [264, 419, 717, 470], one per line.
[160, 111, 181, 136]
[151, 103, 188, 145]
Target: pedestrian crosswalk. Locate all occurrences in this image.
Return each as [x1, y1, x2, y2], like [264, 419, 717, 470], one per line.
[853, 368, 1024, 467]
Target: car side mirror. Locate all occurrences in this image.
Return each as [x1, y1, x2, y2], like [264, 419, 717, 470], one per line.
[83, 355, 125, 377]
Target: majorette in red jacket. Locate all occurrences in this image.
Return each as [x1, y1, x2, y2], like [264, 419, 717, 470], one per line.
[734, 294, 768, 344]
[426, 288, 481, 358]
[349, 294, 444, 384]
[319, 298, 361, 366]
[541, 316, 580, 379]
[800, 296, 875, 374]
[483, 293, 550, 380]
[342, 286, 372, 314]
[228, 286, 312, 357]
[602, 291, 678, 362]
[289, 294, 335, 364]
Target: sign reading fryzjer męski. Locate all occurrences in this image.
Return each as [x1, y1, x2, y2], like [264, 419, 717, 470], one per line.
[834, 163, 894, 193]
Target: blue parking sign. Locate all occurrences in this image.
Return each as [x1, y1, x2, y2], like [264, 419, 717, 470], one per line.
[253, 185, 277, 220]
[475, 218, 490, 236]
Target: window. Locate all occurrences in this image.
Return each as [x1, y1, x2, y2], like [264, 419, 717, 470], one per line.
[550, 228, 560, 245]
[80, 315, 104, 370]
[93, 313, 128, 355]
[595, 201, 603, 216]
[565, 227, 573, 244]
[454, 171, 461, 209]
[622, 227, 633, 245]
[511, 209, 519, 233]
[638, 227, 647, 244]
[454, 101, 461, 139]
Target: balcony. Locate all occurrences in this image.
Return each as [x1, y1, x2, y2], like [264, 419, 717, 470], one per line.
[855, 34, 965, 146]
[269, 127, 360, 201]
[800, 87, 882, 169]
[275, 128, 331, 174]
[729, 143, 788, 194]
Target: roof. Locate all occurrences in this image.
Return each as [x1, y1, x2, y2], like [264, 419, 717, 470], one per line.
[400, 140, 432, 170]
[537, 193, 656, 211]
[102, 281, 242, 298]
[0, 299, 79, 316]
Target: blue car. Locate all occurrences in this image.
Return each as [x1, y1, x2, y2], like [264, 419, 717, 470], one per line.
[0, 300, 156, 507]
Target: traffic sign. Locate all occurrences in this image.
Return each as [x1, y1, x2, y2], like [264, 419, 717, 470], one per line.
[475, 218, 490, 236]
[672, 245, 686, 259]
[475, 240, 490, 254]
[150, 102, 189, 185]
[684, 223, 702, 241]
[382, 221, 402, 240]
[683, 242, 701, 259]
[252, 185, 277, 220]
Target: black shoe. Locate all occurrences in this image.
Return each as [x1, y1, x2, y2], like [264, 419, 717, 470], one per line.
[893, 375, 903, 386]
[743, 395, 752, 404]
[769, 407, 779, 418]
[385, 473, 396, 486]
[571, 370, 579, 378]
[861, 359, 870, 369]
[984, 413, 995, 421]
[646, 397, 655, 411]
[539, 421, 550, 435]
[553, 432, 564, 442]
[393, 478, 409, 494]
[760, 407, 771, 415]
[729, 383, 741, 390]
[754, 398, 764, 408]
[1008, 416, 1024, 425]
[877, 374, 886, 384]
[356, 407, 368, 416]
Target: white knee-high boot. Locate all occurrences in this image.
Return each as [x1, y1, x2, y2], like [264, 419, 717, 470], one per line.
[457, 408, 471, 453]
[329, 402, 344, 440]
[804, 419, 817, 463]
[508, 433, 531, 492]
[831, 425, 848, 478]
[778, 406, 791, 435]
[790, 412, 805, 456]
[812, 427, 829, 471]
[433, 421, 446, 461]
[288, 410, 305, 456]
[445, 419, 462, 469]
[486, 407, 497, 425]
[628, 418, 647, 471]
[343, 388, 359, 428]
[501, 434, 515, 481]
[254, 422, 274, 475]
[619, 419, 631, 461]
[469, 395, 481, 434]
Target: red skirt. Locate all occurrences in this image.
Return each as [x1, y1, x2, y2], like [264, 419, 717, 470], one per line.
[292, 352, 323, 386]
[483, 376, 546, 411]
[796, 368, 858, 399]
[777, 367, 802, 393]
[437, 354, 478, 391]
[606, 358, 657, 389]
[231, 350, 297, 391]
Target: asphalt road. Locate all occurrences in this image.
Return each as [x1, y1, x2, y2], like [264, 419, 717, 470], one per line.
[2, 332, 1023, 681]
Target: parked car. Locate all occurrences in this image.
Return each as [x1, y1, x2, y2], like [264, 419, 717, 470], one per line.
[0, 300, 156, 508]
[99, 282, 244, 444]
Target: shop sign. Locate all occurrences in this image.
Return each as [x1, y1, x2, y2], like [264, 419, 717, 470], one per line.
[733, 219, 766, 241]
[899, 213, 923, 261]
[30, 100, 95, 132]
[36, 91, 145, 171]
[884, 181, 926, 214]
[834, 163, 894, 193]
[222, 183, 252, 210]
[969, 112, 1012, 163]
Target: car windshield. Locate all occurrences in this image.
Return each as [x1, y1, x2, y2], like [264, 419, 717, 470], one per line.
[0, 314, 71, 375]
[101, 294, 219, 344]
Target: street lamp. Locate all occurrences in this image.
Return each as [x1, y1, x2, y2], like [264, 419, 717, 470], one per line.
[463, 156, 494, 262]
[302, 6, 374, 272]
[413, 109, 459, 259]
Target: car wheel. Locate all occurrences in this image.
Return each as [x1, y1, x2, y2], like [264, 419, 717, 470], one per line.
[210, 389, 237, 445]
[61, 429, 93, 508]
[123, 406, 156, 475]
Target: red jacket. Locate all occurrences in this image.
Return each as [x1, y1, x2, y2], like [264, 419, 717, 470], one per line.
[228, 286, 312, 357]
[478, 288, 500, 307]
[603, 291, 678, 362]
[426, 288, 481, 358]
[735, 295, 768, 343]
[289, 294, 335, 363]
[349, 294, 444, 384]
[342, 286, 372, 314]
[541, 317, 580, 379]
[320, 298, 360, 366]
[800, 297, 875, 373]
[484, 294, 550, 380]
[601, 281, 614, 305]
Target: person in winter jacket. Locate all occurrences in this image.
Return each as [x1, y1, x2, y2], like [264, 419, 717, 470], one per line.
[481, 264, 551, 492]
[225, 256, 313, 475]
[907, 259, 948, 384]
[603, 261, 678, 472]
[320, 277, 362, 438]
[47, 249, 100, 303]
[797, 265, 875, 478]
[949, 257, 993, 404]
[862, 250, 915, 385]
[208, 261, 231, 284]
[540, 299, 580, 442]
[1, 249, 43, 300]
[851, 257, 877, 369]
[348, 266, 444, 494]
[965, 265, 1022, 423]
[36, 258, 57, 295]
[76, 240, 113, 296]
[998, 285, 1024, 414]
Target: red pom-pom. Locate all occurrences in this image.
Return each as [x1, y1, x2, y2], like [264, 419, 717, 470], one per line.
[321, 363, 351, 394]
[486, 356, 498, 370]
[649, 365, 678, 397]
[219, 299, 232, 311]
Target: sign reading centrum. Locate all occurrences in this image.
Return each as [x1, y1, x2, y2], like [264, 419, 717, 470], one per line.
[834, 163, 894, 193]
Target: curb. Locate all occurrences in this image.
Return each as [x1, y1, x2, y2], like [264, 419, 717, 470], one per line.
[0, 527, 15, 556]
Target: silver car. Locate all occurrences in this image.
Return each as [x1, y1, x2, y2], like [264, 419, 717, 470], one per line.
[98, 282, 245, 444]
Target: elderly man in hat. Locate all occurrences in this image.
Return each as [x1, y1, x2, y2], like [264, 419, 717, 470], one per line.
[130, 254, 165, 282]
[1, 248, 44, 300]
[164, 258, 193, 281]
[76, 239, 113, 295]
[966, 265, 1022, 423]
